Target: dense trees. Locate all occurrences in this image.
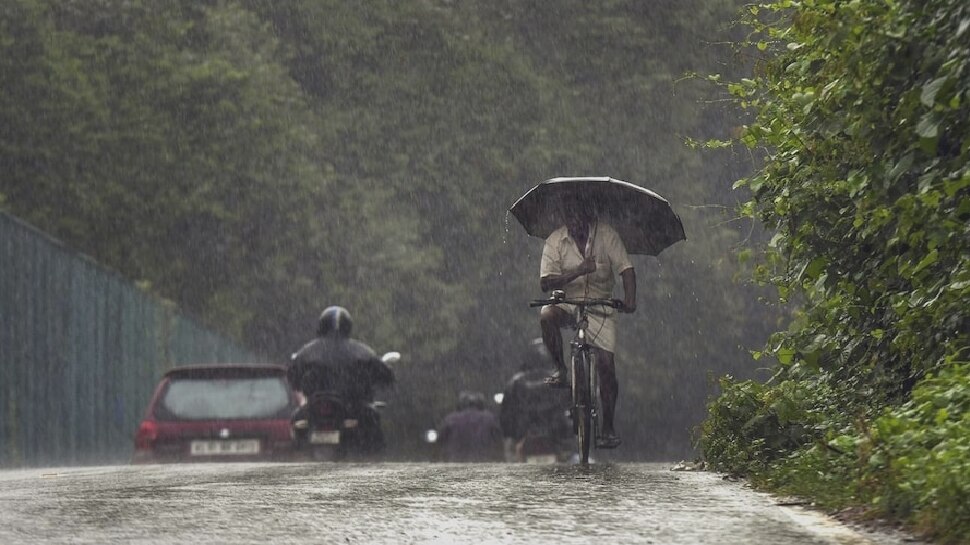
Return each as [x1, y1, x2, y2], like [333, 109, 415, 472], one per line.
[700, 0, 969, 540]
[1, 0, 768, 458]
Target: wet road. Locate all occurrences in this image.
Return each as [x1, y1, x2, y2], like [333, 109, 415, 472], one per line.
[0, 463, 916, 544]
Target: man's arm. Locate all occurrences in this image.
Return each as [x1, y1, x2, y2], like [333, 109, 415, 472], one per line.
[602, 225, 635, 312]
[539, 256, 596, 292]
[619, 268, 637, 313]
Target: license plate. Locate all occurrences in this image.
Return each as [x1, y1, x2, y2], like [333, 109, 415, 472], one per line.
[310, 430, 341, 445]
[190, 439, 260, 456]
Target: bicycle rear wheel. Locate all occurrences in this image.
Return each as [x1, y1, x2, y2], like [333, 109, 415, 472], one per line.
[572, 349, 592, 465]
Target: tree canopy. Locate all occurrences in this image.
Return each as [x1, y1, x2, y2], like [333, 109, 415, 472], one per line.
[1, 0, 771, 458]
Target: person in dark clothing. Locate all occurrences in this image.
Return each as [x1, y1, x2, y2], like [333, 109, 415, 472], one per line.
[499, 338, 571, 461]
[288, 306, 394, 453]
[435, 391, 504, 463]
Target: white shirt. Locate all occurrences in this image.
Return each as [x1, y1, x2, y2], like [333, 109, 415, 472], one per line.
[539, 221, 633, 300]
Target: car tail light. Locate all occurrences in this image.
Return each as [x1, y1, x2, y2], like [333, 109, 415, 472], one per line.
[134, 420, 158, 450]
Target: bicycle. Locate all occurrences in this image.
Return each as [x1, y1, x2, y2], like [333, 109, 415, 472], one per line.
[530, 289, 623, 466]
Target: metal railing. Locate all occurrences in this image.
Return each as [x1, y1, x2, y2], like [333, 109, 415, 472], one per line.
[0, 211, 263, 467]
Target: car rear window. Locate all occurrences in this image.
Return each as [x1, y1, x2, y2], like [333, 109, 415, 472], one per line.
[158, 376, 291, 420]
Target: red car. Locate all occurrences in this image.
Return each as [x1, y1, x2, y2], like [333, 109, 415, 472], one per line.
[132, 364, 302, 463]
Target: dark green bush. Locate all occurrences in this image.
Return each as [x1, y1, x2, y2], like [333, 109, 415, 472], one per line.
[704, 362, 970, 543]
[700, 0, 970, 540]
[860, 361, 970, 543]
[700, 374, 829, 475]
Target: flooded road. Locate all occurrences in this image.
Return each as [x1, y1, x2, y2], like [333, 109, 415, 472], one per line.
[0, 463, 915, 544]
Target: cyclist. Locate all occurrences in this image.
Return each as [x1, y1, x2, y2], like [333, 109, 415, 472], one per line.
[499, 338, 571, 460]
[287, 306, 394, 451]
[537, 196, 636, 448]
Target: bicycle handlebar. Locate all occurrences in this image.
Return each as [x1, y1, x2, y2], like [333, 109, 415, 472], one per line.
[529, 296, 623, 309]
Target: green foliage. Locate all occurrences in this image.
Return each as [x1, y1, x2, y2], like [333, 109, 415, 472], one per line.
[704, 362, 970, 542]
[700, 374, 833, 475]
[701, 0, 970, 539]
[861, 361, 970, 543]
[2, 0, 770, 457]
[730, 0, 970, 390]
[1, 0, 335, 349]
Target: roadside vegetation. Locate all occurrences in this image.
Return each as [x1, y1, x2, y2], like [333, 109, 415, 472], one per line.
[699, 1, 970, 543]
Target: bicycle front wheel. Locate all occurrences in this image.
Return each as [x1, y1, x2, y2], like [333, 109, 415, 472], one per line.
[572, 349, 592, 465]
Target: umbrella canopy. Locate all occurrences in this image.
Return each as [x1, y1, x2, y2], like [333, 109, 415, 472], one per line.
[509, 177, 686, 256]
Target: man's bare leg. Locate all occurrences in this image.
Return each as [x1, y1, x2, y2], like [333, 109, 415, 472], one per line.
[540, 306, 570, 387]
[595, 348, 621, 448]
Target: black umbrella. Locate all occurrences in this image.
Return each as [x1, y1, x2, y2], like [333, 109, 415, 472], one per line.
[508, 177, 686, 255]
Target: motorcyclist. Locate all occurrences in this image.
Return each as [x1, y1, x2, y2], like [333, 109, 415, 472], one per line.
[435, 391, 504, 463]
[499, 338, 571, 461]
[287, 306, 394, 453]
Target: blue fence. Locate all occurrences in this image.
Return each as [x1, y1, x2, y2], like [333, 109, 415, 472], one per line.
[0, 211, 263, 467]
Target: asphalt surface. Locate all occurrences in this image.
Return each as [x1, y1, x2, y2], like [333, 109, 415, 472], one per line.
[0, 462, 921, 544]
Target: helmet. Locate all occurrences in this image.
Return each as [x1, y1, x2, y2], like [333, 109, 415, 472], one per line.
[317, 306, 353, 337]
[457, 390, 485, 411]
[522, 337, 553, 370]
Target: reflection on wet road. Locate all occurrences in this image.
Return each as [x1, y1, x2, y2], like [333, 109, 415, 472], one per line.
[0, 463, 914, 544]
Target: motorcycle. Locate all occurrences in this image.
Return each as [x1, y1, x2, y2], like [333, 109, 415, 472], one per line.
[496, 391, 573, 464]
[514, 411, 573, 464]
[517, 434, 561, 464]
[292, 351, 400, 462]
